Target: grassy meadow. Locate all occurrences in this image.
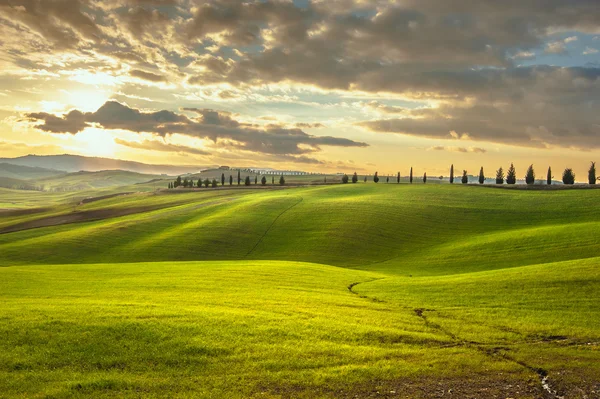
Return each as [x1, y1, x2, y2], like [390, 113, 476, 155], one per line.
[0, 183, 599, 398]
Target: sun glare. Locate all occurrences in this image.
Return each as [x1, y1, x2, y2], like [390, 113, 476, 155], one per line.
[67, 90, 110, 112]
[74, 128, 117, 157]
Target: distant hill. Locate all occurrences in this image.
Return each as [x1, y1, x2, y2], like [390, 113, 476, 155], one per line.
[0, 155, 210, 175]
[0, 163, 66, 180]
[37, 170, 166, 192]
[0, 176, 41, 191]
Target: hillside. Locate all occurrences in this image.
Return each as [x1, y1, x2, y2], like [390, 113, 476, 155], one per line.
[36, 170, 166, 192]
[0, 163, 65, 180]
[0, 154, 209, 175]
[0, 184, 598, 398]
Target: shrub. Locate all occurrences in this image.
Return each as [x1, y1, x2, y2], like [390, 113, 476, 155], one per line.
[342, 174, 349, 184]
[244, 176, 251, 186]
[563, 168, 575, 185]
[373, 172, 379, 183]
[203, 178, 210, 188]
[261, 176, 267, 185]
[352, 172, 358, 183]
[211, 179, 218, 188]
[461, 170, 468, 184]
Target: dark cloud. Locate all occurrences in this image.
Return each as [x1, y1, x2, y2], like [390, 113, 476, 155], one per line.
[119, 6, 170, 38]
[26, 110, 88, 134]
[358, 66, 600, 149]
[27, 101, 369, 157]
[0, 0, 102, 49]
[129, 69, 167, 82]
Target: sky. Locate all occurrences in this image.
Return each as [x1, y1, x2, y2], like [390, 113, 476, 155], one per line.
[0, 0, 599, 178]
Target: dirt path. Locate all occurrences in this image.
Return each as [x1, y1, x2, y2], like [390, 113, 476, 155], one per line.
[347, 280, 565, 399]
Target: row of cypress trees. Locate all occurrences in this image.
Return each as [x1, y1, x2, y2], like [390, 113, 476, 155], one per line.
[342, 162, 596, 186]
[169, 172, 286, 189]
[449, 162, 596, 185]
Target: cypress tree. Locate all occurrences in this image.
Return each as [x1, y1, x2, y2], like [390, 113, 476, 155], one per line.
[204, 178, 210, 188]
[478, 167, 485, 184]
[373, 172, 379, 183]
[197, 179, 202, 188]
[547, 167, 552, 185]
[588, 162, 596, 184]
[183, 178, 189, 187]
[386, 175, 389, 183]
[237, 170, 241, 185]
[244, 176, 251, 186]
[461, 170, 468, 184]
[229, 175, 233, 185]
[261, 176, 267, 185]
[397, 172, 400, 183]
[272, 176, 275, 184]
[352, 172, 358, 183]
[450, 164, 454, 184]
[364, 176, 367, 183]
[563, 168, 575, 185]
[410, 167, 413, 184]
[211, 179, 217, 188]
[279, 175, 285, 185]
[221, 173, 225, 186]
[342, 174, 349, 184]
[254, 176, 258, 185]
[506, 163, 517, 184]
[423, 172, 427, 184]
[175, 176, 182, 187]
[496, 167, 504, 184]
[525, 164, 535, 185]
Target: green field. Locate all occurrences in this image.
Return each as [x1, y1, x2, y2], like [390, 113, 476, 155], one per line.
[1, 184, 599, 398]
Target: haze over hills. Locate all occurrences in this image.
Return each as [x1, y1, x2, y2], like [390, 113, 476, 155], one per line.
[0, 154, 211, 175]
[0, 163, 65, 180]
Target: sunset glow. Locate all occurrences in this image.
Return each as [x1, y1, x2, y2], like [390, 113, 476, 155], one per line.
[0, 0, 599, 177]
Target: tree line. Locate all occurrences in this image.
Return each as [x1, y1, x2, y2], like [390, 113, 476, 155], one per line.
[168, 172, 286, 189]
[340, 162, 596, 186]
[169, 162, 597, 189]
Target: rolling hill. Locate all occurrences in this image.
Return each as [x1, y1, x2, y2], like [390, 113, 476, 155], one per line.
[0, 154, 209, 175]
[0, 184, 598, 398]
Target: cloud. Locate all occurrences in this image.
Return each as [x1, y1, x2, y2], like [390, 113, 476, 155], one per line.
[545, 41, 567, 54]
[429, 146, 487, 153]
[356, 66, 600, 150]
[27, 101, 369, 158]
[114, 138, 210, 156]
[583, 47, 599, 55]
[512, 51, 536, 60]
[129, 69, 167, 82]
[0, 0, 103, 49]
[3, 0, 600, 160]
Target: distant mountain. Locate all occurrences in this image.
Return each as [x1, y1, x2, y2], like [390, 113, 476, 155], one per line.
[0, 155, 211, 175]
[0, 163, 66, 180]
